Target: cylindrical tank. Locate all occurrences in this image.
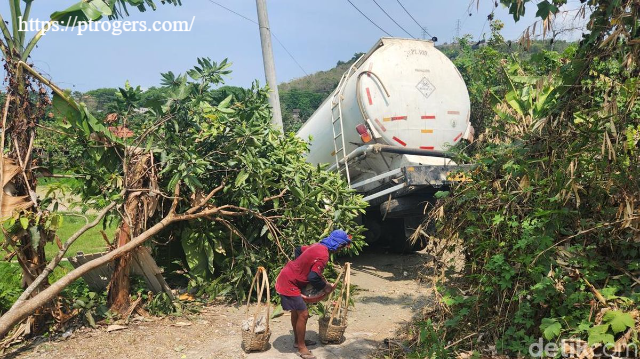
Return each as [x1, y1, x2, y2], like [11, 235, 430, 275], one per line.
[297, 38, 471, 181]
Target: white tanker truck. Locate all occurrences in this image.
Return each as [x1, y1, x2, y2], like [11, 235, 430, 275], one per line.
[297, 37, 473, 251]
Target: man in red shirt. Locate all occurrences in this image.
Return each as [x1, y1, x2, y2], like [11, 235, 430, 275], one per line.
[275, 230, 352, 359]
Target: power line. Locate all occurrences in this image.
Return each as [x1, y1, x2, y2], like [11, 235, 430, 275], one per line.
[208, 0, 256, 24]
[460, 11, 472, 32]
[478, 17, 489, 41]
[370, 0, 415, 38]
[271, 34, 308, 76]
[206, 0, 308, 76]
[345, 0, 392, 37]
[396, 0, 432, 38]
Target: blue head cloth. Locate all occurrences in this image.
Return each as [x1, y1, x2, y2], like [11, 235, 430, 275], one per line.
[319, 230, 351, 251]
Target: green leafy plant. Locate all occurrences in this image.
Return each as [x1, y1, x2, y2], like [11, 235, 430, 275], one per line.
[0, 263, 22, 314]
[587, 310, 635, 346]
[146, 293, 181, 317]
[401, 1, 640, 356]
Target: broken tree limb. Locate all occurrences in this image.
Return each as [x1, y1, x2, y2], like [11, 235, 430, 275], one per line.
[0, 211, 176, 339]
[0, 199, 256, 340]
[581, 275, 607, 306]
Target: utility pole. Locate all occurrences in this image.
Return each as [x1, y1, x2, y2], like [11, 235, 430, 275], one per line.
[454, 19, 461, 40]
[256, 0, 283, 131]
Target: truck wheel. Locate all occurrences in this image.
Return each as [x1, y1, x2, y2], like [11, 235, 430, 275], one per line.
[363, 216, 382, 244]
[379, 218, 407, 253]
[386, 216, 429, 253]
[364, 212, 430, 252]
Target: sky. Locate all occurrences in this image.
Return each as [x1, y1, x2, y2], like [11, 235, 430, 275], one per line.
[0, 0, 588, 92]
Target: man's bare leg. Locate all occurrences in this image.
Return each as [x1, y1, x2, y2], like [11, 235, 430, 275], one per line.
[291, 311, 299, 343]
[295, 309, 311, 355]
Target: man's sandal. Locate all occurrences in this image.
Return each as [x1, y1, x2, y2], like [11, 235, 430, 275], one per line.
[297, 352, 317, 359]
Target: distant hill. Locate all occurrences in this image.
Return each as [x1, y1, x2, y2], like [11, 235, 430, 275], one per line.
[279, 53, 363, 132]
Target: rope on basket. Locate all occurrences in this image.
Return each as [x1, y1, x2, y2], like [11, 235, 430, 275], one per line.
[245, 266, 270, 334]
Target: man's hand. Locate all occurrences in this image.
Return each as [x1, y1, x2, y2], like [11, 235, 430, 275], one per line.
[322, 282, 337, 295]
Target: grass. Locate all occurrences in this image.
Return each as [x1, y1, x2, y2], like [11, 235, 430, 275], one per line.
[44, 214, 118, 260]
[0, 213, 117, 260]
[34, 177, 118, 258]
[0, 214, 117, 313]
[0, 261, 22, 312]
[0, 260, 79, 314]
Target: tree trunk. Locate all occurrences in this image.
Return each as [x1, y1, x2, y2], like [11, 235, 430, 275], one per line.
[106, 151, 156, 314]
[2, 60, 52, 335]
[107, 221, 133, 313]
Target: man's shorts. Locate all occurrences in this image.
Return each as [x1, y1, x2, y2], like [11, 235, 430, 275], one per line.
[280, 294, 307, 311]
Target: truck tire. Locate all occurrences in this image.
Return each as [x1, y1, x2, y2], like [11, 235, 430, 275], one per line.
[382, 217, 429, 253]
[363, 212, 430, 252]
[363, 215, 382, 244]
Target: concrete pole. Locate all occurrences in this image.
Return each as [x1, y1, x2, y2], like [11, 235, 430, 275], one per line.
[256, 0, 283, 131]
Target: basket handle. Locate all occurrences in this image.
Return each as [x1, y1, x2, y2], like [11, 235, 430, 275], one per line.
[245, 266, 271, 334]
[329, 262, 351, 323]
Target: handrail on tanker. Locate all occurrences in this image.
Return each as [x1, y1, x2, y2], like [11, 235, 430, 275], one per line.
[355, 70, 390, 134]
[327, 144, 451, 172]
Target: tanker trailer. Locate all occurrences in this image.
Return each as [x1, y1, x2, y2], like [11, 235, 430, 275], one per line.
[297, 37, 473, 251]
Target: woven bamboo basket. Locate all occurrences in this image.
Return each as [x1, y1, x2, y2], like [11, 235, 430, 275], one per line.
[318, 316, 347, 343]
[318, 262, 351, 344]
[241, 267, 271, 353]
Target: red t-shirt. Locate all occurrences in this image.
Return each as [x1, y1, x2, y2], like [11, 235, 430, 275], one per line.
[275, 244, 329, 296]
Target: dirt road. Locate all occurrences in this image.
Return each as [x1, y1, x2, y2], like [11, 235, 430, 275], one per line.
[7, 249, 432, 359]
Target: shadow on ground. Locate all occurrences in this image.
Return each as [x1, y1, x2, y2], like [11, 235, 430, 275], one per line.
[262, 332, 380, 359]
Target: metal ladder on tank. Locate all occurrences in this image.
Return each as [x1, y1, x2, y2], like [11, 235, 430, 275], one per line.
[330, 64, 359, 187]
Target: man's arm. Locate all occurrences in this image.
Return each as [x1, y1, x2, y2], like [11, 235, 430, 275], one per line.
[307, 271, 327, 292]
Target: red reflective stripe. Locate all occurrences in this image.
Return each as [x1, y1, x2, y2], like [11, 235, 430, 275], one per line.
[393, 137, 407, 146]
[391, 116, 407, 121]
[454, 133, 463, 142]
[420, 146, 435, 150]
[421, 115, 436, 119]
[366, 88, 373, 105]
[447, 111, 460, 115]
[374, 118, 387, 132]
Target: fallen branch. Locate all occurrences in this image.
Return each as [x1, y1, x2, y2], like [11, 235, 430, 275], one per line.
[0, 194, 266, 339]
[444, 332, 477, 349]
[0, 210, 176, 339]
